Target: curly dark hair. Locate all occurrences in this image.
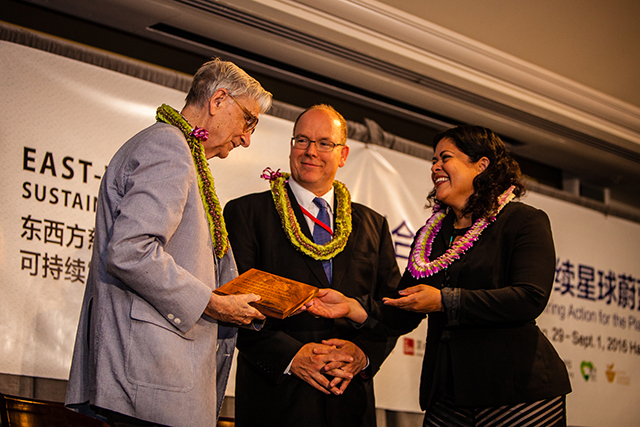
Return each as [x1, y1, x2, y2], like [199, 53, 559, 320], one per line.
[427, 125, 525, 218]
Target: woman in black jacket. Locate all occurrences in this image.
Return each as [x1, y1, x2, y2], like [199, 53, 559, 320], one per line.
[309, 125, 571, 427]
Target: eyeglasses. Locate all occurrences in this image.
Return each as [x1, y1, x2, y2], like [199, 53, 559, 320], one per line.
[228, 93, 259, 134]
[291, 136, 345, 152]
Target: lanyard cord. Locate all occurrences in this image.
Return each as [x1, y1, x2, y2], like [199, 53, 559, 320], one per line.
[299, 205, 333, 236]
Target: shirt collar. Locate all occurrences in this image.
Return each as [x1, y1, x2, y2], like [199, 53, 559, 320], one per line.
[288, 177, 334, 214]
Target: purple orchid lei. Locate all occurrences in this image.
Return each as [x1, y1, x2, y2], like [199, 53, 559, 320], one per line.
[408, 185, 516, 279]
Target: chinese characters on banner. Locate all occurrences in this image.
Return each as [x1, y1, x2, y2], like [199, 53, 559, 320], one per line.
[18, 147, 104, 284]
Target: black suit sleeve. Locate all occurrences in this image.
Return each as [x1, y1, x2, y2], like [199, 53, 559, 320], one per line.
[356, 271, 426, 338]
[456, 206, 556, 325]
[223, 197, 258, 273]
[347, 214, 403, 376]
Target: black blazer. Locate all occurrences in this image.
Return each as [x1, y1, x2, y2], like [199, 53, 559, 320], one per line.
[223, 185, 401, 427]
[370, 202, 572, 408]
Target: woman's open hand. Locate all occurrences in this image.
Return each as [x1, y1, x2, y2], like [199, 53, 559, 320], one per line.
[383, 285, 443, 313]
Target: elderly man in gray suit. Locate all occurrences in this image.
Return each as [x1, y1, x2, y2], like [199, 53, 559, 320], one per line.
[65, 58, 272, 427]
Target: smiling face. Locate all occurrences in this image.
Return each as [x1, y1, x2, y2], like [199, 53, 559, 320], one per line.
[431, 138, 488, 216]
[289, 108, 349, 196]
[202, 91, 261, 159]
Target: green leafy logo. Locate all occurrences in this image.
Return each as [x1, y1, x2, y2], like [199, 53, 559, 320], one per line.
[580, 361, 594, 381]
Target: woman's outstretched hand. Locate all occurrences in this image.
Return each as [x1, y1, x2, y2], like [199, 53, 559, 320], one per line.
[383, 285, 443, 313]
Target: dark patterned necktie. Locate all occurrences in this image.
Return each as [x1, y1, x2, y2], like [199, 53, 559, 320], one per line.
[312, 197, 332, 283]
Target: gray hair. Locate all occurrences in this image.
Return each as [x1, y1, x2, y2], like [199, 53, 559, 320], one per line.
[185, 58, 272, 113]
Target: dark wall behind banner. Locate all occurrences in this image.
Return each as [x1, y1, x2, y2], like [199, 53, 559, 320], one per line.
[0, 0, 437, 142]
[0, 0, 562, 190]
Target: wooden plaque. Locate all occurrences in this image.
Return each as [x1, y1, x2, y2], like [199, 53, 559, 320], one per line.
[213, 269, 318, 319]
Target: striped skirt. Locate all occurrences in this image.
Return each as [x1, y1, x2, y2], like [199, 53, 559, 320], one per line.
[423, 394, 567, 427]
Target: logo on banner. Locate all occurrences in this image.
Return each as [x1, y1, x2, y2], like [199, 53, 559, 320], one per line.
[391, 220, 416, 260]
[606, 364, 616, 382]
[606, 364, 630, 385]
[402, 337, 425, 356]
[580, 361, 595, 381]
[403, 337, 415, 355]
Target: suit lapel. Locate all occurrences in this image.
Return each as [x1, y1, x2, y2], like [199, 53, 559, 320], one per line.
[330, 196, 355, 289]
[286, 184, 331, 287]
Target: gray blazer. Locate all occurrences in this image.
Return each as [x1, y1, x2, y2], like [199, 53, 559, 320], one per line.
[66, 122, 238, 427]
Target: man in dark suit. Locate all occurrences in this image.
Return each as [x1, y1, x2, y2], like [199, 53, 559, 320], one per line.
[223, 105, 401, 427]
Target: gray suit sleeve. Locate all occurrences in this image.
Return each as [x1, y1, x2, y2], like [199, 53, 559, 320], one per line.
[105, 127, 212, 333]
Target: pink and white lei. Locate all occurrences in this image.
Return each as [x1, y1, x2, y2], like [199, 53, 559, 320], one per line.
[408, 186, 516, 279]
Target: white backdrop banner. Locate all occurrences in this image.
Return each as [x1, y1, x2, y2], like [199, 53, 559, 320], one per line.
[2, 41, 640, 426]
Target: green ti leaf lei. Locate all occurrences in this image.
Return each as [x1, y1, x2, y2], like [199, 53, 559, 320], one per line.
[267, 172, 352, 260]
[156, 104, 229, 258]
